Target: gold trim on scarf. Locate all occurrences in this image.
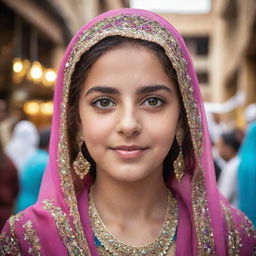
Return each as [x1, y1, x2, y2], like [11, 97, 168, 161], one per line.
[222, 203, 242, 256]
[23, 220, 41, 256]
[59, 13, 215, 255]
[43, 199, 87, 255]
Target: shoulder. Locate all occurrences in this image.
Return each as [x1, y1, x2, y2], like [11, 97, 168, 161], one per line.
[0, 213, 24, 255]
[0, 208, 43, 256]
[221, 202, 256, 255]
[0, 200, 88, 255]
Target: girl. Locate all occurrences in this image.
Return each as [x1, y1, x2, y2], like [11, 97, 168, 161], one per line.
[1, 8, 255, 255]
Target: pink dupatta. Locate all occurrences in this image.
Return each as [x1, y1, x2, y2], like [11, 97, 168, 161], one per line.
[1, 8, 255, 256]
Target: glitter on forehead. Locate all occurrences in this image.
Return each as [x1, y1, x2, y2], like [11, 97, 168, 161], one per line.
[58, 14, 216, 254]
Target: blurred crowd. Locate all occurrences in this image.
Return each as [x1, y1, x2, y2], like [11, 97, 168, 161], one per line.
[0, 98, 256, 231]
[208, 103, 256, 228]
[0, 99, 50, 230]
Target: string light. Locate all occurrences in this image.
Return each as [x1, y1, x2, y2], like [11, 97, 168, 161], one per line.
[43, 69, 57, 86]
[13, 58, 23, 73]
[28, 61, 43, 83]
[23, 101, 40, 115]
[12, 58, 56, 86]
[12, 58, 31, 83]
[40, 102, 53, 115]
[23, 101, 53, 116]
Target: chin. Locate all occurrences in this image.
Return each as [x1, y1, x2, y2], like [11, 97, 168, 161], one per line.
[109, 169, 152, 184]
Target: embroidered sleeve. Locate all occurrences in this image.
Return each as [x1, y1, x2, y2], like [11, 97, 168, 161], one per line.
[43, 199, 87, 255]
[222, 202, 256, 256]
[0, 215, 22, 256]
[23, 220, 41, 255]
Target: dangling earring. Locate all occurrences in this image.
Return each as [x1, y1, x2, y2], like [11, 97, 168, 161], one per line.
[173, 129, 185, 182]
[73, 135, 91, 179]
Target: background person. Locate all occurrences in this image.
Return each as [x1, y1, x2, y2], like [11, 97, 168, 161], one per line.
[15, 128, 50, 213]
[238, 122, 256, 227]
[0, 138, 19, 231]
[5, 120, 39, 173]
[217, 129, 243, 206]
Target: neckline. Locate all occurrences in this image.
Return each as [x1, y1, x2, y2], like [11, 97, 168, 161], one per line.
[88, 188, 178, 255]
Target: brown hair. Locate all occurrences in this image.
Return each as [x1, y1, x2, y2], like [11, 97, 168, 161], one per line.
[68, 36, 195, 182]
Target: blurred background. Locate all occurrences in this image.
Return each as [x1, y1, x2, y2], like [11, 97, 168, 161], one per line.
[0, 0, 255, 130]
[0, 0, 256, 229]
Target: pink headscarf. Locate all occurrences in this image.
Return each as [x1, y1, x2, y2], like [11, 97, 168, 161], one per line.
[1, 8, 255, 255]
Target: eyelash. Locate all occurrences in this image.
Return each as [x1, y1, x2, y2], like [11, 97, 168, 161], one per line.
[91, 96, 166, 110]
[142, 96, 166, 108]
[91, 96, 116, 110]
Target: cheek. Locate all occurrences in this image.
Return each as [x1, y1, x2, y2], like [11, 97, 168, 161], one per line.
[79, 109, 114, 144]
[145, 112, 179, 148]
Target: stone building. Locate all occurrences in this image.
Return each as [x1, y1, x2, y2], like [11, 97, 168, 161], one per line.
[160, 0, 256, 125]
[1, 0, 255, 127]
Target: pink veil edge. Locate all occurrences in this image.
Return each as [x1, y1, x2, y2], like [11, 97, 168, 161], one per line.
[1, 8, 255, 256]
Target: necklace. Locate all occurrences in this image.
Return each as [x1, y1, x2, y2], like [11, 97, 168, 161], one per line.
[89, 188, 178, 256]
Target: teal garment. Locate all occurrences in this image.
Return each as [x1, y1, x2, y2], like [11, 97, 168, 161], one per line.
[238, 122, 256, 227]
[94, 229, 177, 251]
[15, 149, 49, 213]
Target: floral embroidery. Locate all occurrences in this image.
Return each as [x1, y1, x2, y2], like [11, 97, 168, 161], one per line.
[43, 199, 86, 255]
[0, 214, 23, 255]
[23, 220, 41, 255]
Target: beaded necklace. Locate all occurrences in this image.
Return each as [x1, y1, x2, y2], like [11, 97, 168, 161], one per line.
[89, 189, 178, 255]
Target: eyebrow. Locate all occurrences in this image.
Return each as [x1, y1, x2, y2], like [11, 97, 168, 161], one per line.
[85, 86, 119, 96]
[85, 84, 173, 96]
[136, 85, 173, 95]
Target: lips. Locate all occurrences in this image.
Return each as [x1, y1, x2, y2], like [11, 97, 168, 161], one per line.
[109, 145, 149, 159]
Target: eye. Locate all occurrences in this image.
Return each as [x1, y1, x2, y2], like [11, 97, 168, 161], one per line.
[92, 97, 116, 109]
[142, 96, 165, 107]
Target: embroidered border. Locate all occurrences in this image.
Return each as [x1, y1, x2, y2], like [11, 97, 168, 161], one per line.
[23, 220, 41, 255]
[222, 203, 242, 256]
[58, 13, 214, 255]
[43, 199, 86, 255]
[0, 214, 22, 255]
[239, 213, 256, 239]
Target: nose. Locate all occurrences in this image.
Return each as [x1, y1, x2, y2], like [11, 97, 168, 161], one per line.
[116, 106, 142, 136]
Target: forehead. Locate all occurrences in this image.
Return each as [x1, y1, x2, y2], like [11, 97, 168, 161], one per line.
[89, 43, 164, 72]
[82, 43, 174, 90]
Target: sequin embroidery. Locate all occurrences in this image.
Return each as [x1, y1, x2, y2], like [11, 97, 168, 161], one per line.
[222, 203, 242, 256]
[23, 220, 41, 255]
[0, 214, 23, 255]
[43, 199, 86, 255]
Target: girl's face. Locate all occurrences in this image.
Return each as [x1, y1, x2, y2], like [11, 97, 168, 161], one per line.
[79, 43, 180, 183]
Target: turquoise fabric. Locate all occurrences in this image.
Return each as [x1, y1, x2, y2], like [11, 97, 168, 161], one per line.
[238, 122, 256, 227]
[93, 229, 177, 249]
[15, 149, 49, 213]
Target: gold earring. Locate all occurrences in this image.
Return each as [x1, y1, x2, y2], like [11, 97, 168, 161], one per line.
[73, 135, 91, 179]
[173, 129, 184, 182]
